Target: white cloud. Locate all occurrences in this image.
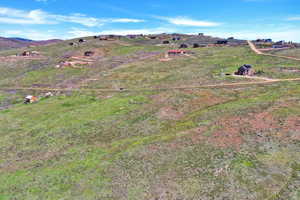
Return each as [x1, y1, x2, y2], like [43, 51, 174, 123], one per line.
[0, 7, 145, 27]
[0, 29, 59, 40]
[159, 16, 220, 27]
[0, 7, 53, 24]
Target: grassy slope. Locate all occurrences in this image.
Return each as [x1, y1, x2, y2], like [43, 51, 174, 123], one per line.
[0, 38, 299, 200]
[270, 48, 300, 59]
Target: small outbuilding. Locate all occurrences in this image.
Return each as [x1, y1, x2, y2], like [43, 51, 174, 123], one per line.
[235, 64, 255, 76]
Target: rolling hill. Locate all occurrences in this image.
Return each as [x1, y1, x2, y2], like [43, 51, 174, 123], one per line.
[0, 37, 62, 51]
[0, 34, 299, 200]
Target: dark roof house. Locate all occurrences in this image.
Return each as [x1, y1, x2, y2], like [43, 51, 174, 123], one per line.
[179, 44, 188, 48]
[216, 40, 228, 45]
[235, 64, 254, 76]
[78, 39, 86, 43]
[84, 51, 95, 57]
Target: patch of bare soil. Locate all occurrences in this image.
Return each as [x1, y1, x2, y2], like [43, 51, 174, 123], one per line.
[151, 92, 171, 104]
[282, 117, 300, 141]
[208, 117, 244, 150]
[0, 148, 66, 172]
[157, 106, 184, 120]
[247, 111, 280, 131]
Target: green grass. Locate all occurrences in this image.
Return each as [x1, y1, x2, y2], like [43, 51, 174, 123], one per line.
[0, 37, 300, 199]
[270, 48, 300, 59]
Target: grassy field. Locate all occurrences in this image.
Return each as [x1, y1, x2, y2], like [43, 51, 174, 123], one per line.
[0, 37, 299, 200]
[270, 48, 300, 59]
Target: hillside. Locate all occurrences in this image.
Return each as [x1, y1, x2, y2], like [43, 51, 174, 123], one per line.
[0, 37, 62, 51]
[0, 34, 299, 200]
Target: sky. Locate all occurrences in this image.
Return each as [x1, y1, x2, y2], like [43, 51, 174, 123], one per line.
[0, 0, 300, 41]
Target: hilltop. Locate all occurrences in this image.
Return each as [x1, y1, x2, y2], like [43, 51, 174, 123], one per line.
[0, 33, 299, 200]
[0, 37, 62, 51]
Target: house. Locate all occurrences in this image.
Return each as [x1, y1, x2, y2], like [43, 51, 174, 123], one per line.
[21, 51, 30, 56]
[168, 49, 187, 55]
[69, 42, 76, 46]
[172, 37, 181, 41]
[235, 64, 255, 76]
[99, 37, 108, 40]
[216, 40, 228, 45]
[24, 95, 38, 104]
[256, 39, 272, 43]
[179, 44, 188, 48]
[264, 39, 273, 43]
[193, 43, 200, 48]
[21, 51, 40, 56]
[84, 51, 95, 57]
[78, 39, 86, 43]
[272, 41, 289, 48]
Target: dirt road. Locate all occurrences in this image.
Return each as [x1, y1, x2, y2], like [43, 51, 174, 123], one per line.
[1, 77, 300, 93]
[247, 41, 300, 61]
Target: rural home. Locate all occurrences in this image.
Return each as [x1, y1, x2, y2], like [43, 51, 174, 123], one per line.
[235, 64, 255, 76]
[216, 40, 228, 45]
[179, 44, 188, 48]
[84, 51, 95, 57]
[168, 49, 187, 55]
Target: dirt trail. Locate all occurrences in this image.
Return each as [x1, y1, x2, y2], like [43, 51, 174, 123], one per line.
[247, 41, 300, 61]
[2, 78, 300, 93]
[231, 74, 279, 81]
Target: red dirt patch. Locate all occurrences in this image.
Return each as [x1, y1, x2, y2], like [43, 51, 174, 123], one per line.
[208, 117, 244, 150]
[282, 117, 300, 141]
[247, 111, 280, 131]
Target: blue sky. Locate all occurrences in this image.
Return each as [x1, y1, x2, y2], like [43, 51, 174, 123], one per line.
[0, 0, 299, 41]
